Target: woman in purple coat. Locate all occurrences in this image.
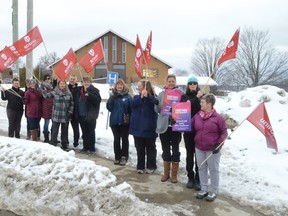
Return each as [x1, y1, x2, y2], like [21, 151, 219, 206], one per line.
[24, 79, 42, 141]
[192, 94, 227, 202]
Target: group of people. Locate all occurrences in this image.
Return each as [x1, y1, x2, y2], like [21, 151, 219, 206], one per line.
[1, 73, 227, 202]
[1, 74, 101, 153]
[107, 74, 227, 202]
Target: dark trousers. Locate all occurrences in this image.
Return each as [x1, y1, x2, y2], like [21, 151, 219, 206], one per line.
[51, 121, 69, 147]
[7, 109, 23, 138]
[184, 132, 199, 181]
[160, 127, 181, 162]
[78, 117, 96, 151]
[134, 136, 157, 170]
[111, 125, 129, 160]
[70, 117, 80, 145]
[27, 117, 41, 130]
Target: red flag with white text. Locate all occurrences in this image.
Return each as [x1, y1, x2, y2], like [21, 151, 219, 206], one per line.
[9, 45, 21, 57]
[13, 26, 43, 56]
[246, 102, 278, 152]
[143, 31, 152, 65]
[134, 35, 143, 79]
[79, 39, 104, 73]
[54, 48, 77, 81]
[217, 28, 240, 66]
[0, 46, 18, 71]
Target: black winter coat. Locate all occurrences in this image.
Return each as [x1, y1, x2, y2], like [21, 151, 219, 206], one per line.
[1, 87, 24, 112]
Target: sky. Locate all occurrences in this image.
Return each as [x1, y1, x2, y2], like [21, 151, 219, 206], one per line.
[0, 83, 288, 215]
[1, 0, 288, 72]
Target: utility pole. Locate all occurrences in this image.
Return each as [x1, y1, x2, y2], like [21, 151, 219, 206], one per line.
[12, 0, 19, 78]
[26, 0, 33, 79]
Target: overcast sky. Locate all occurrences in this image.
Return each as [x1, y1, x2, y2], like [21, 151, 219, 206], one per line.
[1, 0, 288, 71]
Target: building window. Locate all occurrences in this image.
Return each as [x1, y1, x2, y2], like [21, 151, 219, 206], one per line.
[104, 36, 108, 63]
[112, 36, 117, 63]
[122, 42, 126, 63]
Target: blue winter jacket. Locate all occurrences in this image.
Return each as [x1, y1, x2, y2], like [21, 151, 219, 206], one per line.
[129, 95, 158, 138]
[106, 90, 132, 126]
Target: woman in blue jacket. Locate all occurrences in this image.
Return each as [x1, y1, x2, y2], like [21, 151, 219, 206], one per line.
[106, 79, 132, 166]
[129, 80, 159, 174]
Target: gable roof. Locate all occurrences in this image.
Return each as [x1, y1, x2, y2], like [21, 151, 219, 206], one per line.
[74, 29, 172, 68]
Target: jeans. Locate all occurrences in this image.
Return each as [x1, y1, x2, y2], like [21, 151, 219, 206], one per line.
[43, 118, 50, 134]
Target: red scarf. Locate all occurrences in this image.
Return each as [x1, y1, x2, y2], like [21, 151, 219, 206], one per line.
[81, 87, 86, 102]
[199, 109, 215, 120]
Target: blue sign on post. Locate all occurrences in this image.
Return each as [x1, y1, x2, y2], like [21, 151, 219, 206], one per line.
[107, 71, 119, 84]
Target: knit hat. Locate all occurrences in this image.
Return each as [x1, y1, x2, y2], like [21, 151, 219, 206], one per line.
[187, 76, 198, 84]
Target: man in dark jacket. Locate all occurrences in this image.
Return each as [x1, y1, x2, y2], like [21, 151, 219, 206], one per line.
[76, 76, 101, 153]
[1, 78, 24, 138]
[68, 75, 81, 148]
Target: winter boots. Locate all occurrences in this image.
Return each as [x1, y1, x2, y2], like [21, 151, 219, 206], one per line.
[161, 161, 179, 183]
[171, 162, 179, 183]
[161, 161, 171, 182]
[43, 132, 50, 143]
[30, 130, 38, 141]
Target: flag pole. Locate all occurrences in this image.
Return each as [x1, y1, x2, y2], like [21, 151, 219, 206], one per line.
[199, 117, 246, 168]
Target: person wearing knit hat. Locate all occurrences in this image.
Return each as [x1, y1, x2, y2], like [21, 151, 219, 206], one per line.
[187, 76, 198, 85]
[180, 75, 203, 190]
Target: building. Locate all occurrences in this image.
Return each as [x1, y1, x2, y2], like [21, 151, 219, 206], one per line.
[53, 30, 172, 85]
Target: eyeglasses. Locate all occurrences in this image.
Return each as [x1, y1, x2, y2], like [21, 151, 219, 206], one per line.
[45, 77, 51, 80]
[188, 82, 197, 85]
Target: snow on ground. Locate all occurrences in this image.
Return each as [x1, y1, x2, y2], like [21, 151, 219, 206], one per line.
[0, 84, 287, 216]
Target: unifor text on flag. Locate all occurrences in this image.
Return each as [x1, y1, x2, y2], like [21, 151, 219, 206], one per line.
[217, 28, 240, 66]
[13, 26, 43, 57]
[54, 48, 77, 81]
[0, 46, 18, 71]
[246, 102, 278, 152]
[79, 39, 104, 73]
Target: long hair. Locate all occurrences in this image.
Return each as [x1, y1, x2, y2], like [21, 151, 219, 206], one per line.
[113, 78, 129, 93]
[139, 79, 156, 96]
[185, 84, 200, 93]
[54, 81, 71, 94]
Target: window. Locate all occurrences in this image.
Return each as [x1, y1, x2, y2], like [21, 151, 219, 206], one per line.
[112, 36, 117, 63]
[122, 42, 126, 63]
[104, 36, 108, 63]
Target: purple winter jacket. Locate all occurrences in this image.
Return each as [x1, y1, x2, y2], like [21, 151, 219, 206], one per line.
[192, 109, 228, 151]
[24, 88, 42, 118]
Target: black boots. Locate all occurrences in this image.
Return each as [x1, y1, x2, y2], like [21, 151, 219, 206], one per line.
[43, 132, 50, 143]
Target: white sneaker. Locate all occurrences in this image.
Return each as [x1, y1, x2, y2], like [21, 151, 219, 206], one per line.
[137, 170, 144, 174]
[145, 169, 155, 174]
[206, 192, 217, 202]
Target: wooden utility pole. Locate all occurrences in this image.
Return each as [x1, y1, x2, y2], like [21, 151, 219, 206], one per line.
[26, 0, 33, 79]
[12, 0, 19, 78]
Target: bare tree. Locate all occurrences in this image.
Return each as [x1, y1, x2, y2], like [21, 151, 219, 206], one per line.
[34, 52, 60, 80]
[190, 38, 225, 82]
[230, 27, 288, 87]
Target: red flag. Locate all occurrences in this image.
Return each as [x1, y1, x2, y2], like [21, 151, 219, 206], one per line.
[0, 46, 18, 71]
[54, 48, 77, 81]
[246, 102, 278, 152]
[79, 39, 104, 73]
[134, 35, 143, 79]
[217, 28, 240, 66]
[143, 31, 152, 65]
[13, 26, 43, 57]
[9, 45, 21, 57]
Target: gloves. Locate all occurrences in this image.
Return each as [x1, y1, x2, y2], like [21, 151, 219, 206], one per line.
[212, 144, 222, 154]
